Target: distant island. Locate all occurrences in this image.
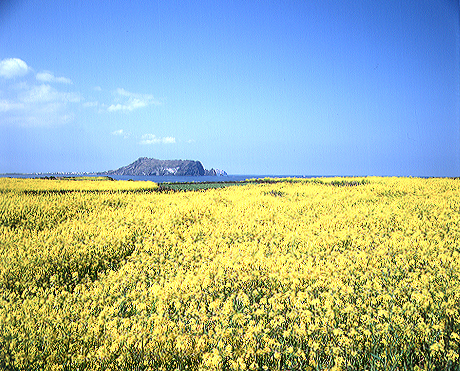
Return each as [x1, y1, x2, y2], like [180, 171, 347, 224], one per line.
[102, 157, 227, 176]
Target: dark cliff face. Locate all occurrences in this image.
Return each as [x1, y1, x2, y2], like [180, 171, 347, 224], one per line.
[105, 158, 206, 176]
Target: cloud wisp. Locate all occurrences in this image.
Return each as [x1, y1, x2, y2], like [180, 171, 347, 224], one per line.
[0, 58, 31, 79]
[0, 57, 162, 126]
[0, 58, 81, 126]
[111, 129, 132, 139]
[0, 82, 80, 126]
[19, 84, 80, 104]
[107, 88, 162, 112]
[82, 101, 98, 108]
[36, 71, 72, 84]
[111, 131, 175, 144]
[139, 134, 176, 145]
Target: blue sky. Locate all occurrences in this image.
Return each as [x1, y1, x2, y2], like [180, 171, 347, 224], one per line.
[1, 0, 459, 176]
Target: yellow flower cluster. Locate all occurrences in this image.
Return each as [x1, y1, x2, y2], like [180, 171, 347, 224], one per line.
[0, 177, 158, 193]
[0, 177, 459, 370]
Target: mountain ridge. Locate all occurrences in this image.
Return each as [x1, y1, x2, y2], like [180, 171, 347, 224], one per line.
[103, 158, 227, 176]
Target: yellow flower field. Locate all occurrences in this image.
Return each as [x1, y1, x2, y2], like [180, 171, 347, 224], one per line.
[0, 177, 459, 370]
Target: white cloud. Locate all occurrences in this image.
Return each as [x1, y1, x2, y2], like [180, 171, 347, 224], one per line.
[162, 136, 176, 144]
[0, 58, 84, 126]
[140, 134, 176, 145]
[0, 99, 25, 112]
[0, 59, 163, 127]
[83, 101, 98, 108]
[0, 58, 31, 79]
[36, 71, 72, 84]
[20, 84, 55, 103]
[1, 81, 81, 126]
[19, 84, 80, 104]
[116, 88, 132, 97]
[107, 88, 161, 112]
[107, 104, 125, 112]
[111, 129, 132, 139]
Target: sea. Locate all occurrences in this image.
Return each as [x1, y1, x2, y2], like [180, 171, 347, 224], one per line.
[0, 174, 320, 183]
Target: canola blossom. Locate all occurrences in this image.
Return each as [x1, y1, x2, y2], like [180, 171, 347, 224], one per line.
[0, 177, 459, 370]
